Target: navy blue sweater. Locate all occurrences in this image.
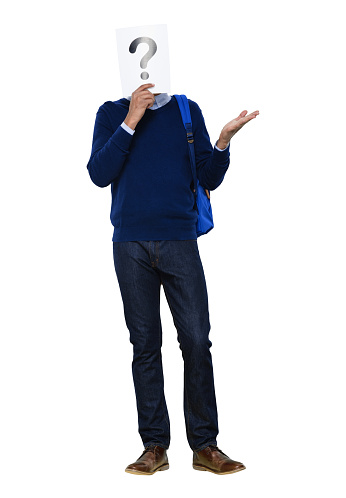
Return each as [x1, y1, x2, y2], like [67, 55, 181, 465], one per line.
[87, 95, 230, 241]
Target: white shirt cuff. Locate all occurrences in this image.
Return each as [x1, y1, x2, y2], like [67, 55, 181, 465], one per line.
[121, 121, 135, 135]
[214, 141, 229, 151]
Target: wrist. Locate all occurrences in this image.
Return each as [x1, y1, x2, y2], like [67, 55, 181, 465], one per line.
[124, 114, 138, 131]
[216, 138, 230, 150]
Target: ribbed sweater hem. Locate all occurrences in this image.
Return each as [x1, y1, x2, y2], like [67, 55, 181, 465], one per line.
[112, 223, 198, 242]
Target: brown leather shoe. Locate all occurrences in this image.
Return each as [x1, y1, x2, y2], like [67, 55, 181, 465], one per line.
[125, 444, 169, 475]
[193, 445, 246, 475]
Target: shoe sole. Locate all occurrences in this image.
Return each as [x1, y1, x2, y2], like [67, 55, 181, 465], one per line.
[193, 464, 246, 475]
[125, 463, 169, 475]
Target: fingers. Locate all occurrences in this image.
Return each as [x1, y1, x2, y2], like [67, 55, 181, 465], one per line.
[126, 84, 156, 126]
[132, 83, 155, 107]
[127, 82, 155, 122]
[237, 110, 259, 119]
[237, 110, 260, 123]
[133, 83, 155, 94]
[245, 110, 259, 121]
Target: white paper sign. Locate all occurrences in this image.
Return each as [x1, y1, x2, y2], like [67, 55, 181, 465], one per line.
[116, 24, 170, 97]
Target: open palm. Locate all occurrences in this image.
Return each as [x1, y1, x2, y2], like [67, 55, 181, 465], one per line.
[221, 110, 259, 142]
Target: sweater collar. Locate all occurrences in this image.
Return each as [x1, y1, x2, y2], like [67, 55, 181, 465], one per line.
[125, 92, 171, 110]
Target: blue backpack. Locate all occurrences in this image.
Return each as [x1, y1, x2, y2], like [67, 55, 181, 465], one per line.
[174, 94, 214, 237]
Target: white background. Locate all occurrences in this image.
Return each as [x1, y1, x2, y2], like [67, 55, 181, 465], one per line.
[1, 1, 345, 497]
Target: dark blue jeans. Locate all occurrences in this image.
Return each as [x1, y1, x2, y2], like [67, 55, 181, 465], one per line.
[112, 239, 218, 452]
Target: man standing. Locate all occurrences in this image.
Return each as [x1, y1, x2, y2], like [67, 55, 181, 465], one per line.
[87, 83, 259, 475]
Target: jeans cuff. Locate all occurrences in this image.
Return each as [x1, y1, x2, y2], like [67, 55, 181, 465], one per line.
[144, 443, 170, 450]
[193, 441, 217, 453]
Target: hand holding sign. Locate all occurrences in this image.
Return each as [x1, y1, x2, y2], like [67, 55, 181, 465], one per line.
[124, 83, 156, 130]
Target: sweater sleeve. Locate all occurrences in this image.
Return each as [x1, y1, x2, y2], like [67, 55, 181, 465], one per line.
[86, 105, 134, 188]
[193, 104, 230, 191]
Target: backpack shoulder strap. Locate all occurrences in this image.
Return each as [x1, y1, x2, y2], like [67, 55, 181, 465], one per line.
[174, 94, 198, 210]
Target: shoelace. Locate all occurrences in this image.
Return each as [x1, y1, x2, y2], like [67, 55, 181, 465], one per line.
[141, 444, 158, 456]
[208, 444, 228, 457]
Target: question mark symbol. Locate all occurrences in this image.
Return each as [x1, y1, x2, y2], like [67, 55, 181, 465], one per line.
[129, 37, 157, 80]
